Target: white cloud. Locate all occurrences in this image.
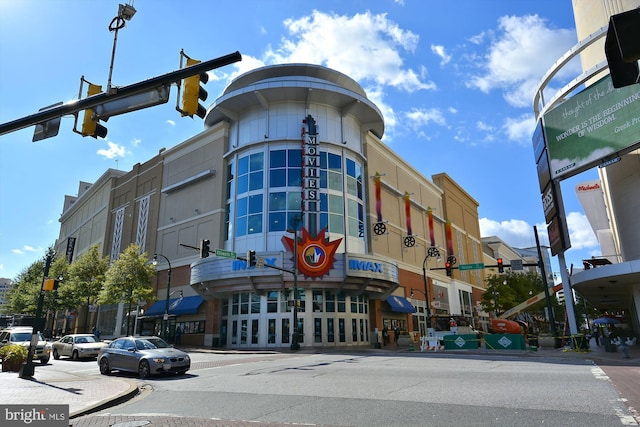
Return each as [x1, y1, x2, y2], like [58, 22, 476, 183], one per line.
[480, 211, 599, 253]
[565, 211, 598, 250]
[502, 114, 536, 143]
[97, 141, 126, 159]
[263, 10, 434, 93]
[479, 218, 535, 248]
[476, 121, 494, 132]
[131, 138, 141, 147]
[12, 245, 37, 255]
[405, 108, 446, 129]
[431, 44, 451, 66]
[468, 14, 577, 107]
[166, 119, 176, 127]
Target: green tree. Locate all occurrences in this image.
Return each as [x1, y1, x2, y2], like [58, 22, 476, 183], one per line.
[3, 260, 44, 315]
[42, 256, 69, 334]
[99, 244, 156, 334]
[58, 244, 109, 333]
[481, 270, 546, 316]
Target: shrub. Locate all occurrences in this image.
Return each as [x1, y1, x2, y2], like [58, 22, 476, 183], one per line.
[0, 344, 28, 364]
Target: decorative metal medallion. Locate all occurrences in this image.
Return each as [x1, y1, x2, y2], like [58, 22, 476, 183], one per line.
[373, 222, 386, 235]
[404, 235, 416, 247]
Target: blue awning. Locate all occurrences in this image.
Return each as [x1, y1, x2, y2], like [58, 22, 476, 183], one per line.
[386, 296, 416, 313]
[144, 295, 204, 317]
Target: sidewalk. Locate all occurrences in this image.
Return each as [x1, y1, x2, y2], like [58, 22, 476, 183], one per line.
[0, 365, 138, 418]
[1, 341, 638, 422]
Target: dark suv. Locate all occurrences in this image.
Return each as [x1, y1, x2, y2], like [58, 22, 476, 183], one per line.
[0, 326, 51, 364]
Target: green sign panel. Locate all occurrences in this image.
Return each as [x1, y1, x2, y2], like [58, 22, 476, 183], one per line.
[215, 249, 236, 259]
[458, 263, 484, 271]
[543, 75, 640, 180]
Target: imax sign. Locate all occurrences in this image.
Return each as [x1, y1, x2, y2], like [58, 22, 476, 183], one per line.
[348, 259, 383, 273]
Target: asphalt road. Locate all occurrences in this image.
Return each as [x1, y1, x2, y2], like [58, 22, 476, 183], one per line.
[70, 351, 637, 427]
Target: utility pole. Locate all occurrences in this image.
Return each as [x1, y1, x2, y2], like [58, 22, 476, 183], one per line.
[20, 250, 54, 379]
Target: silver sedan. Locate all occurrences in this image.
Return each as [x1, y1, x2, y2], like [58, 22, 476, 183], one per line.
[97, 336, 190, 378]
[51, 334, 107, 360]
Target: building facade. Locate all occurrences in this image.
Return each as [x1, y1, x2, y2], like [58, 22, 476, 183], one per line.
[151, 64, 486, 348]
[534, 0, 640, 335]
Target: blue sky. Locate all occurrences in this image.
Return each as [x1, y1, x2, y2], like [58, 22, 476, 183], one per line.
[0, 0, 600, 281]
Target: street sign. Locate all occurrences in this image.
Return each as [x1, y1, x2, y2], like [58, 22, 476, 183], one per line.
[510, 259, 523, 271]
[215, 249, 237, 259]
[458, 263, 484, 271]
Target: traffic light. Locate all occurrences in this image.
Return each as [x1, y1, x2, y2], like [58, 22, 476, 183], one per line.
[497, 258, 504, 273]
[445, 261, 452, 277]
[247, 250, 256, 267]
[42, 278, 60, 291]
[605, 9, 640, 88]
[181, 57, 209, 119]
[80, 83, 108, 138]
[200, 239, 210, 258]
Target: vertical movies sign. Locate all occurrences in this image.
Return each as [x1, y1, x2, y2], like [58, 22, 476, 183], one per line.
[302, 115, 319, 224]
[543, 75, 640, 180]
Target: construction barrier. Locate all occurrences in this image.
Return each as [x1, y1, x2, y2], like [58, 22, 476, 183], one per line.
[443, 334, 480, 350]
[420, 337, 443, 352]
[484, 333, 527, 351]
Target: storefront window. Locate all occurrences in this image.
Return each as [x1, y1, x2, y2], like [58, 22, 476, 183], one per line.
[327, 318, 335, 342]
[314, 318, 322, 343]
[282, 318, 290, 344]
[313, 290, 323, 312]
[251, 293, 260, 314]
[337, 293, 346, 312]
[325, 291, 335, 312]
[267, 291, 278, 313]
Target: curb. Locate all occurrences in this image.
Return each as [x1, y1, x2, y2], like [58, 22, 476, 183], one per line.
[69, 379, 140, 419]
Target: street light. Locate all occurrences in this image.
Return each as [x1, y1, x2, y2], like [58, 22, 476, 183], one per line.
[286, 215, 302, 351]
[422, 246, 440, 330]
[107, 3, 137, 92]
[152, 253, 172, 341]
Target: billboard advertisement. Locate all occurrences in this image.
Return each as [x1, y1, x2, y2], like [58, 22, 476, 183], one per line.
[542, 75, 640, 180]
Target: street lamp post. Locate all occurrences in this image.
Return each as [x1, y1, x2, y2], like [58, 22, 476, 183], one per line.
[287, 215, 302, 351]
[422, 246, 440, 330]
[19, 249, 54, 379]
[107, 3, 137, 92]
[152, 253, 172, 341]
[291, 227, 300, 350]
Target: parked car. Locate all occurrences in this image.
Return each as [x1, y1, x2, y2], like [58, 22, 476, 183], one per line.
[0, 326, 51, 364]
[51, 334, 107, 360]
[97, 336, 190, 378]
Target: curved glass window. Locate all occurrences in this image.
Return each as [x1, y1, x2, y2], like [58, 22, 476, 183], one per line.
[268, 149, 303, 232]
[231, 148, 364, 240]
[238, 153, 264, 194]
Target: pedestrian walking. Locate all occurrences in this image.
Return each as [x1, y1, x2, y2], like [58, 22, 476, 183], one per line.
[394, 326, 400, 346]
[592, 328, 600, 346]
[175, 326, 182, 345]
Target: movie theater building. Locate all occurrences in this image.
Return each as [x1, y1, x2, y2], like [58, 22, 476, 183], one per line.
[154, 63, 485, 348]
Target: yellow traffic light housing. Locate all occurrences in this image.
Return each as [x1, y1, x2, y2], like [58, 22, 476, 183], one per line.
[180, 56, 209, 119]
[80, 83, 108, 138]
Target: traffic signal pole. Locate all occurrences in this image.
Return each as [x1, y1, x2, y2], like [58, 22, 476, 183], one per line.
[0, 51, 242, 137]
